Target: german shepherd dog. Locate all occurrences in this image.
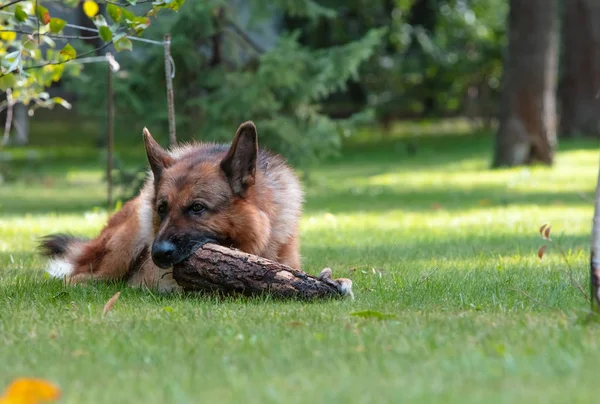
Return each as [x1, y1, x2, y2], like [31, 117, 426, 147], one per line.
[39, 121, 304, 292]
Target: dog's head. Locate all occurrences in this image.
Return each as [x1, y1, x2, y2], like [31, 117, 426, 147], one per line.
[143, 121, 258, 269]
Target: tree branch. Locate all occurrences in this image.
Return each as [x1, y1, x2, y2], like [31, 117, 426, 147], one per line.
[24, 40, 114, 71]
[0, 40, 114, 77]
[0, 0, 27, 11]
[103, 0, 154, 6]
[4, 29, 100, 40]
[224, 19, 265, 54]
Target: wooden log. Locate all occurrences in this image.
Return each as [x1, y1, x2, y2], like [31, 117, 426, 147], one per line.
[172, 243, 354, 300]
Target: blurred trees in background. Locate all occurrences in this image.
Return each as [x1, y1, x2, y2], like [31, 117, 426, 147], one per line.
[3, 0, 600, 171]
[58, 0, 509, 170]
[492, 0, 557, 167]
[560, 0, 600, 139]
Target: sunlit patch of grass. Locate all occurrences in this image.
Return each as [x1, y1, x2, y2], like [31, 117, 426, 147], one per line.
[2, 128, 600, 403]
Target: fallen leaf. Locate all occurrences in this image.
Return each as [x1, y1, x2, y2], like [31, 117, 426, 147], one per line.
[102, 291, 121, 317]
[538, 245, 547, 259]
[431, 203, 443, 211]
[0, 378, 61, 404]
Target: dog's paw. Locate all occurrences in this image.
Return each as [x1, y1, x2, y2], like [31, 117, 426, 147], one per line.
[157, 271, 183, 294]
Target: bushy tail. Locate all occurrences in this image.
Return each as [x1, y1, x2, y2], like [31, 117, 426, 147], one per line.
[38, 233, 88, 278]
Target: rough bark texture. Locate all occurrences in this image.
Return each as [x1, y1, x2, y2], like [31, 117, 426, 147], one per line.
[492, 0, 558, 167]
[560, 0, 600, 138]
[590, 160, 600, 312]
[173, 244, 354, 300]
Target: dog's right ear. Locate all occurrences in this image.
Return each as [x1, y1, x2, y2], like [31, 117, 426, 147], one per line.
[143, 128, 173, 183]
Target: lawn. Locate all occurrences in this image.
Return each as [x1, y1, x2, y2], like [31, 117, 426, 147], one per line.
[2, 121, 600, 403]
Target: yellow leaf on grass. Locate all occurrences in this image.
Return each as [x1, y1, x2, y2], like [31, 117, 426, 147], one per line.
[83, 0, 99, 18]
[0, 378, 61, 404]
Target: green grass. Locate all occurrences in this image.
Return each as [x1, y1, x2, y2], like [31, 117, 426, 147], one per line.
[2, 122, 600, 403]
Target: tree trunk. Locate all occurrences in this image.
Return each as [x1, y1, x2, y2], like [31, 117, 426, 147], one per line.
[12, 103, 29, 145]
[591, 158, 600, 312]
[560, 0, 600, 138]
[492, 0, 558, 167]
[172, 244, 354, 300]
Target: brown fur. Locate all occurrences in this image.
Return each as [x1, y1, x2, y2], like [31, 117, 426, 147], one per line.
[40, 121, 304, 292]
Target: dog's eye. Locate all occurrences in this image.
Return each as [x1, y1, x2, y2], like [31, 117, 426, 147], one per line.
[190, 203, 205, 214]
[157, 203, 167, 216]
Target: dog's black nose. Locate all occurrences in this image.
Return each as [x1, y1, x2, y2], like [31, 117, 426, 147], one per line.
[151, 240, 177, 268]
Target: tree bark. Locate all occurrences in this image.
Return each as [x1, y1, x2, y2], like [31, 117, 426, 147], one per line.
[172, 244, 354, 300]
[12, 103, 29, 145]
[560, 0, 600, 138]
[590, 157, 600, 312]
[492, 0, 558, 167]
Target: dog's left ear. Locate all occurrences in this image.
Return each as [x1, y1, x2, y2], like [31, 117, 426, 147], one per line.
[220, 121, 258, 197]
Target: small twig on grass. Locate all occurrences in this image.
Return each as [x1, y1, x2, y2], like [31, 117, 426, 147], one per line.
[538, 224, 591, 304]
[508, 288, 555, 311]
[415, 268, 438, 286]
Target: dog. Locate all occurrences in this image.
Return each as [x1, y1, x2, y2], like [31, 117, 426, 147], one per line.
[39, 121, 304, 292]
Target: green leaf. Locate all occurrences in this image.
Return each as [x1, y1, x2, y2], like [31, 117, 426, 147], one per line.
[36, 5, 51, 25]
[114, 37, 132, 52]
[49, 18, 67, 33]
[50, 97, 72, 109]
[99, 26, 113, 42]
[121, 8, 135, 22]
[127, 16, 150, 33]
[93, 15, 108, 28]
[124, 0, 137, 4]
[0, 73, 16, 91]
[170, 0, 185, 11]
[350, 310, 396, 320]
[59, 44, 77, 60]
[107, 4, 122, 23]
[49, 64, 65, 82]
[14, 5, 28, 22]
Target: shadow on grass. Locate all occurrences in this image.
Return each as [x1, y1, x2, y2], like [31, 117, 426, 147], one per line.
[304, 187, 592, 214]
[299, 233, 590, 267]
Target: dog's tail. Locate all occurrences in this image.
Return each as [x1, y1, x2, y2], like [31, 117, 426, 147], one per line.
[38, 233, 89, 278]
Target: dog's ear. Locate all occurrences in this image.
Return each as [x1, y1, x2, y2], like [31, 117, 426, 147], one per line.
[143, 128, 173, 183]
[220, 121, 258, 197]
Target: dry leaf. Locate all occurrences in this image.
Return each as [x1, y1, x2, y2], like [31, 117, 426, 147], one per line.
[538, 245, 547, 259]
[102, 291, 121, 318]
[543, 225, 552, 240]
[0, 378, 61, 404]
[431, 203, 443, 211]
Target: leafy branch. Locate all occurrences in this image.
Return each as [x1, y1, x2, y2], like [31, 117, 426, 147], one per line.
[0, 0, 28, 11]
[1, 29, 100, 40]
